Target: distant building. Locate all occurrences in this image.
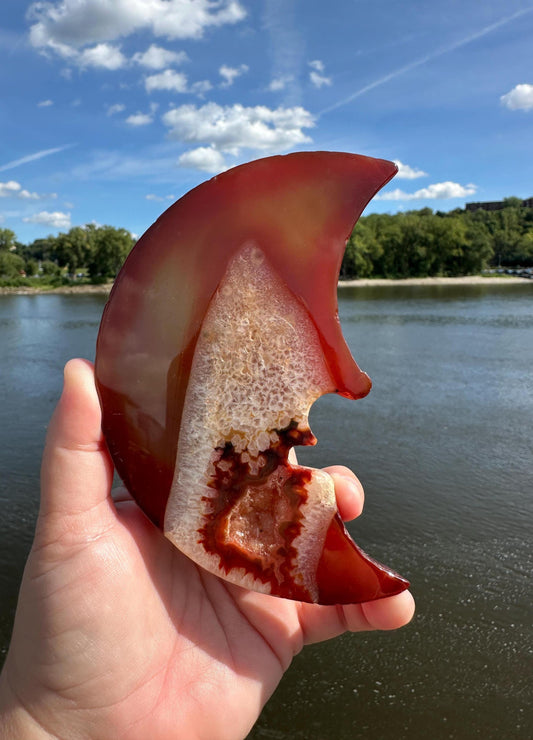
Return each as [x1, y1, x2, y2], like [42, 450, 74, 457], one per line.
[466, 198, 533, 212]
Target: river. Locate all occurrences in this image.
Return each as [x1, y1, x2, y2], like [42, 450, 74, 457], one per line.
[0, 283, 532, 739]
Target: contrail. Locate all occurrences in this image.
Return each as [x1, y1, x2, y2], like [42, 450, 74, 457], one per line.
[0, 144, 75, 173]
[319, 6, 533, 116]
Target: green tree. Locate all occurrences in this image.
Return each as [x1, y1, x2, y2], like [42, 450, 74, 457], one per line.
[342, 220, 381, 278]
[41, 259, 62, 277]
[515, 230, 533, 265]
[24, 258, 39, 277]
[87, 226, 135, 281]
[492, 207, 523, 265]
[428, 216, 473, 276]
[54, 226, 95, 275]
[343, 200, 533, 279]
[24, 235, 59, 263]
[502, 196, 523, 209]
[464, 219, 494, 273]
[0, 228, 17, 251]
[370, 214, 404, 277]
[0, 250, 25, 278]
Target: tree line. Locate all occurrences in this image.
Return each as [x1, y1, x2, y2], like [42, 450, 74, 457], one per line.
[342, 198, 533, 279]
[1, 197, 533, 286]
[0, 224, 135, 286]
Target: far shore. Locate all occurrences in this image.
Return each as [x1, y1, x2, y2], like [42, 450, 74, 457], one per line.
[338, 275, 532, 287]
[0, 283, 114, 296]
[0, 275, 531, 296]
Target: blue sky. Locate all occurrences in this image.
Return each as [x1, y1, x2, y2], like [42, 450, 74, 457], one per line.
[1, 0, 532, 243]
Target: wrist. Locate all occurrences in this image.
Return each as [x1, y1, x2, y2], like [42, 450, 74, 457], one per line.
[0, 667, 56, 740]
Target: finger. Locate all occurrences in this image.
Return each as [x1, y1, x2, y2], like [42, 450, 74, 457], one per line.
[298, 590, 415, 645]
[40, 359, 114, 525]
[360, 589, 416, 631]
[324, 465, 364, 521]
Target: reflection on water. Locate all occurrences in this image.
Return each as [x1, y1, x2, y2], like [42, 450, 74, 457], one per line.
[252, 283, 533, 740]
[0, 294, 108, 659]
[1, 285, 532, 739]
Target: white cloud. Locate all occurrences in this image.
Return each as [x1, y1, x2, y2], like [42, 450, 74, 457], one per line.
[78, 43, 127, 69]
[144, 69, 209, 97]
[37, 99, 54, 107]
[37, 37, 127, 69]
[162, 103, 315, 155]
[145, 69, 188, 94]
[377, 182, 477, 201]
[309, 59, 325, 72]
[500, 83, 533, 111]
[310, 70, 331, 88]
[308, 59, 331, 88]
[28, 0, 247, 55]
[0, 180, 43, 199]
[321, 9, 533, 115]
[146, 193, 175, 201]
[70, 150, 180, 180]
[133, 44, 188, 70]
[125, 112, 154, 126]
[268, 76, 293, 92]
[262, 0, 304, 106]
[0, 145, 74, 173]
[106, 103, 126, 116]
[394, 160, 428, 179]
[23, 210, 71, 228]
[0, 181, 26, 197]
[190, 80, 212, 97]
[178, 146, 228, 173]
[219, 63, 248, 87]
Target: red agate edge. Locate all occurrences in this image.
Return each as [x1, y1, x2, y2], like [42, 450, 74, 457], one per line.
[95, 151, 409, 604]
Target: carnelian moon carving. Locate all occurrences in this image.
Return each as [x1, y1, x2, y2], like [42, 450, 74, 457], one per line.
[95, 151, 410, 604]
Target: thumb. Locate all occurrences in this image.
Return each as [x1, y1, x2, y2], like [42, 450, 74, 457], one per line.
[39, 358, 115, 531]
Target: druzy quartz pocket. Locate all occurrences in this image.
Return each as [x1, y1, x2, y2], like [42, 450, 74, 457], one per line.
[95, 151, 410, 604]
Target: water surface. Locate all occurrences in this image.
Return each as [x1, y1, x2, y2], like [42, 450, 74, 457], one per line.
[0, 285, 531, 739]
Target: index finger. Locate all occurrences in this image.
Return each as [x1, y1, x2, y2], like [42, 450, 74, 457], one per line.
[324, 465, 365, 521]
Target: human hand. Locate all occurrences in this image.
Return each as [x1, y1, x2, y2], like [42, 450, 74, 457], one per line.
[0, 359, 414, 740]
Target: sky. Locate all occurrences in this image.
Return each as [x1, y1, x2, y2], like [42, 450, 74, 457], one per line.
[1, 0, 532, 244]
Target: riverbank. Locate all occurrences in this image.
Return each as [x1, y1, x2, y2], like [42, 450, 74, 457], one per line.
[0, 283, 114, 295]
[0, 275, 530, 295]
[338, 275, 532, 287]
